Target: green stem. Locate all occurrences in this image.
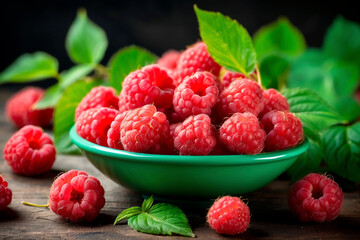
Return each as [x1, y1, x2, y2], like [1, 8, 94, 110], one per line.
[255, 64, 262, 87]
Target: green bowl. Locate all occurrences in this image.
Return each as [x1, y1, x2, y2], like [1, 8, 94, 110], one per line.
[70, 126, 308, 202]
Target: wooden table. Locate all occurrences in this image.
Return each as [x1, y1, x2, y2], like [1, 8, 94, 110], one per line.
[0, 87, 359, 239]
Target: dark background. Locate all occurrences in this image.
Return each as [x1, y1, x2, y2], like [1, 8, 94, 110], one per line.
[1, 0, 359, 87]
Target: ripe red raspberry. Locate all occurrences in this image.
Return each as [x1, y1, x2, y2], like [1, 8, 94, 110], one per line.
[207, 196, 250, 235]
[75, 86, 119, 121]
[173, 72, 219, 120]
[220, 68, 246, 89]
[157, 50, 181, 74]
[259, 88, 290, 118]
[220, 112, 266, 154]
[120, 105, 170, 153]
[288, 173, 343, 222]
[0, 176, 12, 210]
[217, 78, 264, 119]
[5, 87, 53, 128]
[106, 110, 129, 150]
[175, 42, 221, 86]
[76, 107, 120, 146]
[119, 64, 175, 113]
[3, 125, 56, 176]
[49, 169, 105, 223]
[261, 110, 303, 151]
[173, 114, 216, 155]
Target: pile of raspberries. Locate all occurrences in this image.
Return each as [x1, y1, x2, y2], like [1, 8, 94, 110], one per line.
[76, 41, 303, 155]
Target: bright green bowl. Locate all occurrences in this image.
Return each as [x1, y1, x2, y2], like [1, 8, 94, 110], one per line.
[70, 126, 308, 201]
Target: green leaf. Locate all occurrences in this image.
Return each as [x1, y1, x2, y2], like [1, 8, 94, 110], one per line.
[34, 84, 62, 109]
[108, 45, 157, 92]
[141, 196, 154, 213]
[114, 206, 142, 225]
[254, 17, 306, 61]
[322, 122, 360, 183]
[59, 64, 94, 88]
[333, 96, 360, 122]
[259, 55, 289, 89]
[54, 79, 101, 154]
[66, 9, 108, 64]
[194, 5, 256, 77]
[0, 52, 58, 84]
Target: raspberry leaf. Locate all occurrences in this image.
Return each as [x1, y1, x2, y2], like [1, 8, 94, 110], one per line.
[194, 5, 256, 77]
[114, 206, 142, 225]
[141, 195, 154, 212]
[34, 84, 63, 109]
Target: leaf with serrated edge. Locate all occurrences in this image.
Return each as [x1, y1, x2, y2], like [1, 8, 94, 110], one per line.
[194, 5, 256, 77]
[114, 206, 142, 225]
[34, 84, 62, 109]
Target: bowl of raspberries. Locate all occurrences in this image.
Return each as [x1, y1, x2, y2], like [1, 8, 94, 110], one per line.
[70, 41, 309, 200]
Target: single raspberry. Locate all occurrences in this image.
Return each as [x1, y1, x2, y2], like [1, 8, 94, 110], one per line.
[220, 112, 266, 154]
[260, 110, 303, 151]
[118, 64, 175, 113]
[259, 88, 290, 118]
[49, 169, 105, 222]
[173, 72, 219, 120]
[0, 176, 12, 210]
[3, 125, 56, 176]
[107, 110, 132, 150]
[5, 87, 53, 128]
[207, 196, 250, 235]
[289, 173, 343, 222]
[120, 105, 170, 153]
[75, 86, 119, 121]
[175, 42, 221, 86]
[219, 68, 246, 89]
[76, 107, 119, 147]
[217, 78, 264, 119]
[157, 49, 181, 71]
[173, 114, 216, 155]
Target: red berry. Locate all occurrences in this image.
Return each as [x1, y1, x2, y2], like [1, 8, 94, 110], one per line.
[220, 68, 246, 89]
[106, 111, 129, 150]
[119, 64, 175, 113]
[3, 125, 56, 176]
[175, 42, 221, 86]
[0, 176, 12, 210]
[220, 112, 266, 154]
[207, 196, 250, 235]
[173, 114, 216, 155]
[288, 173, 343, 222]
[76, 107, 120, 147]
[75, 86, 119, 121]
[5, 87, 53, 128]
[173, 72, 219, 120]
[120, 105, 170, 153]
[49, 169, 105, 223]
[157, 50, 181, 75]
[261, 110, 303, 151]
[259, 88, 290, 118]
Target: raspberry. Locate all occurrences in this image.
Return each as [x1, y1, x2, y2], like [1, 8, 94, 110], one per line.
[49, 169, 105, 222]
[220, 112, 266, 154]
[173, 114, 216, 155]
[0, 176, 12, 210]
[219, 68, 246, 89]
[120, 105, 170, 153]
[5, 87, 53, 128]
[217, 78, 264, 119]
[119, 64, 175, 113]
[3, 125, 56, 176]
[288, 173, 343, 222]
[260, 110, 303, 151]
[76, 107, 120, 146]
[259, 88, 290, 118]
[172, 72, 219, 120]
[75, 86, 119, 121]
[207, 196, 250, 235]
[175, 42, 221, 86]
[157, 50, 181, 73]
[106, 111, 129, 150]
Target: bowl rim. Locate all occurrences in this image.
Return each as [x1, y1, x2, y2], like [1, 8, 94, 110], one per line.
[70, 125, 309, 166]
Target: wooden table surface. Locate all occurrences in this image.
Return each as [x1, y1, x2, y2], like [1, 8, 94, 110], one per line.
[0, 87, 360, 240]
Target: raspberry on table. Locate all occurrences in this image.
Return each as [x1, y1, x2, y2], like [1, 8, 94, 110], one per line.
[259, 88, 290, 118]
[260, 110, 303, 151]
[173, 114, 216, 155]
[5, 87, 53, 128]
[120, 105, 170, 153]
[220, 112, 266, 154]
[0, 176, 12, 210]
[76, 107, 119, 147]
[219, 68, 246, 89]
[175, 42, 221, 86]
[288, 173, 343, 222]
[173, 72, 219, 120]
[207, 196, 250, 235]
[118, 64, 175, 113]
[3, 125, 56, 176]
[49, 169, 105, 223]
[75, 86, 119, 121]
